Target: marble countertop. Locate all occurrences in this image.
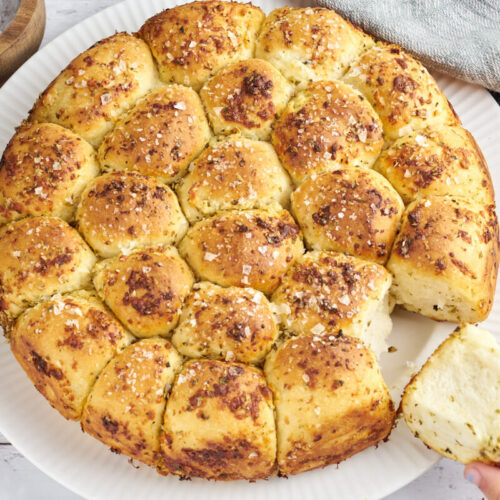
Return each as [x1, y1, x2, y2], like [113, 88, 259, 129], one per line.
[0, 1, 491, 499]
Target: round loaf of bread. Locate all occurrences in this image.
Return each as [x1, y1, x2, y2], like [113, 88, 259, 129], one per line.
[387, 196, 499, 323]
[98, 84, 210, 184]
[178, 208, 304, 294]
[271, 251, 392, 355]
[171, 282, 278, 364]
[272, 80, 384, 184]
[0, 122, 99, 224]
[291, 168, 404, 263]
[200, 58, 294, 140]
[0, 216, 96, 328]
[82, 338, 183, 466]
[176, 136, 292, 222]
[255, 6, 374, 88]
[9, 291, 132, 420]
[264, 333, 395, 475]
[139, 1, 265, 91]
[158, 359, 276, 480]
[76, 172, 187, 258]
[30, 33, 158, 147]
[93, 246, 194, 338]
[343, 43, 459, 140]
[373, 125, 494, 205]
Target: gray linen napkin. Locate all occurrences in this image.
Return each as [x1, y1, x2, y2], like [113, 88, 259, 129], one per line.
[314, 0, 500, 92]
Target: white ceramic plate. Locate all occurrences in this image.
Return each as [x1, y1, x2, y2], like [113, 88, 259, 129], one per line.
[0, 0, 499, 499]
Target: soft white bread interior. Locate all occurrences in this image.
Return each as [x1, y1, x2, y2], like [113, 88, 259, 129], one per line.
[402, 324, 500, 465]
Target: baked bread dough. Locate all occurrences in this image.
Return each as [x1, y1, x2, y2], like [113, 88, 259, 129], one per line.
[265, 333, 395, 475]
[177, 135, 292, 222]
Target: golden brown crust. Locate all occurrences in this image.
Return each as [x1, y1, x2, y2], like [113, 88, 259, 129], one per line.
[139, 1, 265, 91]
[9, 291, 132, 420]
[171, 282, 278, 364]
[98, 85, 210, 184]
[0, 217, 96, 328]
[176, 135, 292, 222]
[76, 172, 187, 258]
[93, 246, 194, 338]
[200, 59, 294, 140]
[178, 208, 304, 295]
[158, 359, 276, 480]
[271, 251, 391, 338]
[272, 80, 383, 185]
[343, 43, 460, 140]
[255, 7, 374, 88]
[373, 125, 495, 205]
[30, 33, 158, 147]
[0, 123, 99, 224]
[82, 338, 183, 465]
[387, 196, 499, 322]
[291, 168, 404, 263]
[264, 333, 395, 475]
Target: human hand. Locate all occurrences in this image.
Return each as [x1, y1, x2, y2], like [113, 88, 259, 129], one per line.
[464, 462, 500, 500]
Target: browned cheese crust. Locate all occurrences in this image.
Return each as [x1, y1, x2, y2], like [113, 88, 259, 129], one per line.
[373, 125, 495, 205]
[171, 282, 279, 364]
[272, 80, 384, 184]
[255, 7, 374, 88]
[264, 333, 395, 475]
[159, 359, 276, 480]
[178, 208, 304, 294]
[139, 1, 265, 91]
[98, 84, 210, 184]
[76, 171, 187, 258]
[30, 33, 158, 147]
[387, 196, 499, 322]
[0, 216, 96, 328]
[177, 135, 292, 222]
[291, 168, 404, 263]
[0, 122, 99, 224]
[200, 58, 294, 140]
[343, 43, 460, 140]
[82, 338, 183, 465]
[9, 291, 132, 420]
[93, 246, 194, 338]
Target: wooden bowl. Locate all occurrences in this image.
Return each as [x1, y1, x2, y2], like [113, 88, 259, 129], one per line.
[0, 0, 46, 85]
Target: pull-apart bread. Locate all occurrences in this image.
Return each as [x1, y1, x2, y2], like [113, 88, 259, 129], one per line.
[0, 0, 498, 484]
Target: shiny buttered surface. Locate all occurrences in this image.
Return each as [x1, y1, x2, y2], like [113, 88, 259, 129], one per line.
[1, 0, 498, 483]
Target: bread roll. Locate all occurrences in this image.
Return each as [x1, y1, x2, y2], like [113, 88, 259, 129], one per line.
[373, 125, 494, 205]
[9, 291, 132, 420]
[158, 359, 276, 480]
[82, 338, 182, 465]
[271, 251, 392, 356]
[93, 246, 194, 338]
[291, 168, 404, 263]
[255, 7, 374, 89]
[176, 136, 292, 222]
[139, 1, 264, 91]
[200, 59, 294, 140]
[402, 324, 500, 465]
[0, 123, 99, 224]
[178, 208, 304, 294]
[387, 196, 499, 323]
[264, 333, 395, 475]
[171, 282, 278, 364]
[343, 43, 459, 140]
[98, 85, 210, 184]
[30, 33, 158, 147]
[0, 217, 96, 328]
[76, 172, 187, 258]
[272, 80, 383, 185]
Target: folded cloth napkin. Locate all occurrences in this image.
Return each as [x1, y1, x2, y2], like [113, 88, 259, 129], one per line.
[313, 0, 500, 92]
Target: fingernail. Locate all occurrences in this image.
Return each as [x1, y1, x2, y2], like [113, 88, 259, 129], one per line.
[465, 468, 481, 486]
